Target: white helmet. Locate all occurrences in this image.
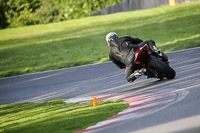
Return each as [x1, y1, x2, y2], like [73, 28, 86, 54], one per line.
[106, 32, 118, 47]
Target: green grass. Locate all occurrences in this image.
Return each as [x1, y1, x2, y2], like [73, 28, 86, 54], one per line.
[0, 2, 200, 77]
[0, 100, 128, 133]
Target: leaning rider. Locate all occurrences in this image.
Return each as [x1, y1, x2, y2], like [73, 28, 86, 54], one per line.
[106, 32, 168, 83]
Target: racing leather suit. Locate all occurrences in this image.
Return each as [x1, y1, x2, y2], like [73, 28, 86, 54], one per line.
[109, 36, 157, 82]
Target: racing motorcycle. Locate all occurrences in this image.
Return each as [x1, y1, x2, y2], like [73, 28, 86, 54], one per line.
[134, 44, 176, 80]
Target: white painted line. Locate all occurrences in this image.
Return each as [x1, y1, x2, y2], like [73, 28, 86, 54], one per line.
[119, 98, 175, 115]
[1, 47, 200, 80]
[75, 89, 189, 133]
[0, 60, 111, 80]
[65, 94, 112, 103]
[167, 46, 200, 54]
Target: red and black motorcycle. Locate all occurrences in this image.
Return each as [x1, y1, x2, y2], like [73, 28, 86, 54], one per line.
[134, 44, 176, 80]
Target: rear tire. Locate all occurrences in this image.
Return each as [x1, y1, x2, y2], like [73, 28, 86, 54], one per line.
[147, 55, 176, 79]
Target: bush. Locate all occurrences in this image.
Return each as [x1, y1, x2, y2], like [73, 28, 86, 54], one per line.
[0, 0, 123, 29]
[0, 0, 8, 28]
[35, 0, 64, 24]
[0, 0, 40, 28]
[60, 0, 123, 20]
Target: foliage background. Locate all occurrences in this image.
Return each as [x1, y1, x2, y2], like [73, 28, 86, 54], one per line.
[0, 0, 123, 29]
[0, 2, 199, 77]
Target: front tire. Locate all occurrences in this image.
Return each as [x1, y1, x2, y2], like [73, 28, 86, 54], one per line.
[147, 55, 176, 79]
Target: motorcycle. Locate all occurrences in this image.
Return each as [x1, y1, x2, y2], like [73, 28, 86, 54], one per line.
[134, 44, 176, 80]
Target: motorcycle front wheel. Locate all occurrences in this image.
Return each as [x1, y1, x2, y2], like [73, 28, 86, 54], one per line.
[147, 55, 176, 79]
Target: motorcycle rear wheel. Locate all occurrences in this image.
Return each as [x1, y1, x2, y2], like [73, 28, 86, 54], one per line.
[147, 55, 176, 79]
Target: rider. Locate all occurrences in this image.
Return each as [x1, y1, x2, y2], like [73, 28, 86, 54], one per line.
[106, 32, 167, 83]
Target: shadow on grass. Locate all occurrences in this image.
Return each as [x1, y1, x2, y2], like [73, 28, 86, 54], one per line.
[0, 5, 199, 77]
[0, 100, 128, 133]
[0, 100, 69, 116]
[0, 11, 199, 49]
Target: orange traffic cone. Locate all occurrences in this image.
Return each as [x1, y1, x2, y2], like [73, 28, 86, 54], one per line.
[93, 97, 98, 106]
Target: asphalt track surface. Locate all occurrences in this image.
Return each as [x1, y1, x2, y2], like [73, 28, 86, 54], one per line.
[0, 47, 200, 133]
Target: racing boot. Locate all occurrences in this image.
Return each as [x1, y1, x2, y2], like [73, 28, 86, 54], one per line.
[128, 68, 146, 83]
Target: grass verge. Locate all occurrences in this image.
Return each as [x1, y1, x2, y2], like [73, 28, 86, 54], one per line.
[0, 99, 128, 133]
[0, 2, 200, 77]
